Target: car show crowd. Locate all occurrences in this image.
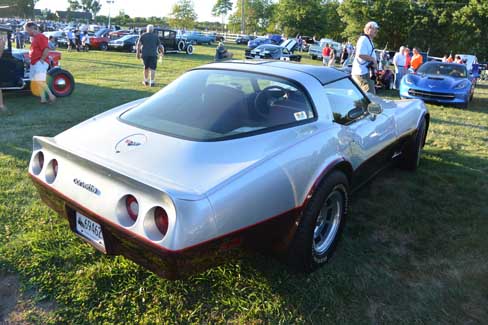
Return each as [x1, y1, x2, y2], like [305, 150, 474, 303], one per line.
[1, 16, 486, 112]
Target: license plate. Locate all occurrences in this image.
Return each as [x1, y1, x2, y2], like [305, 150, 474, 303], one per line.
[75, 212, 105, 250]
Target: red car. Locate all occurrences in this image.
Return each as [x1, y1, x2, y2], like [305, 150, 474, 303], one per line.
[89, 28, 110, 51]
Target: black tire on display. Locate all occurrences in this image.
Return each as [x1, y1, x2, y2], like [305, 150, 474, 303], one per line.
[399, 117, 427, 171]
[186, 44, 193, 55]
[99, 42, 108, 51]
[287, 171, 349, 273]
[48, 69, 75, 97]
[177, 40, 185, 51]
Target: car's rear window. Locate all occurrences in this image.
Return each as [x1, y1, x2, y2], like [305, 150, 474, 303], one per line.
[120, 69, 315, 141]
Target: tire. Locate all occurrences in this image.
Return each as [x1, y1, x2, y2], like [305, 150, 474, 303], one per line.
[399, 117, 427, 171]
[99, 42, 108, 51]
[287, 171, 349, 273]
[311, 55, 317, 60]
[48, 69, 75, 97]
[186, 44, 193, 55]
[177, 40, 185, 51]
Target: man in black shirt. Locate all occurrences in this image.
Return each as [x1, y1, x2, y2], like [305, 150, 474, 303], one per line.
[136, 24, 162, 87]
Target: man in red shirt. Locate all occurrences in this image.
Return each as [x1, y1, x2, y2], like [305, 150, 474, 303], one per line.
[24, 22, 56, 103]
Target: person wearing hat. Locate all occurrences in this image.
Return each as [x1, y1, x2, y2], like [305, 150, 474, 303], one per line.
[351, 21, 379, 94]
[215, 42, 233, 61]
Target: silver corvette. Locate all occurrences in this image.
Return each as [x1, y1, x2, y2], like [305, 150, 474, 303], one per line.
[29, 61, 429, 279]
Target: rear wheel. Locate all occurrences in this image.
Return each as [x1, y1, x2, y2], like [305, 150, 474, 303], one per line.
[177, 40, 185, 51]
[48, 69, 75, 97]
[99, 42, 108, 51]
[287, 171, 349, 272]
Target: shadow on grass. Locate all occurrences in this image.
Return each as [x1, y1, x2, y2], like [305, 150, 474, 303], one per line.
[245, 150, 488, 323]
[0, 83, 151, 162]
[1, 148, 486, 323]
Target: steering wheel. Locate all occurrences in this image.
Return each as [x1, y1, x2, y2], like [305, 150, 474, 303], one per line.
[254, 85, 288, 119]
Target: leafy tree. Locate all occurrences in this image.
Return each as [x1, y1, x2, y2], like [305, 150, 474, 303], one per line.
[452, 0, 488, 60]
[228, 0, 275, 34]
[212, 0, 233, 32]
[0, 0, 37, 18]
[68, 0, 102, 19]
[169, 0, 198, 29]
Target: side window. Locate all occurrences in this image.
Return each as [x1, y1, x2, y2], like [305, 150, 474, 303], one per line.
[164, 31, 170, 39]
[282, 48, 290, 55]
[323, 78, 369, 125]
[170, 31, 176, 39]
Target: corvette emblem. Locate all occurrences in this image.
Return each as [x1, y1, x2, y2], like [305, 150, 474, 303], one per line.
[73, 178, 99, 195]
[428, 84, 436, 88]
[115, 134, 147, 153]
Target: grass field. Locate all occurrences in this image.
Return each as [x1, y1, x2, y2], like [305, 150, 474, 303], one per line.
[1, 44, 487, 324]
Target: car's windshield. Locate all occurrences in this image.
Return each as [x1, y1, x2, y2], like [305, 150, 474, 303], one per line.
[417, 63, 467, 78]
[120, 69, 315, 141]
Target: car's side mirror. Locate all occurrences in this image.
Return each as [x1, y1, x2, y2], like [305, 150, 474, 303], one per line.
[368, 103, 383, 116]
[347, 107, 364, 120]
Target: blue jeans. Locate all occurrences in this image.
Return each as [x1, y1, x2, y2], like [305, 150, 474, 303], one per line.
[395, 67, 405, 90]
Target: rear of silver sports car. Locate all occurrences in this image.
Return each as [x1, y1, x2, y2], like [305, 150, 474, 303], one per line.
[28, 136, 256, 279]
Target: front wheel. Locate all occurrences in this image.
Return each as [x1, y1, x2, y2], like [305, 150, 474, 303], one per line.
[99, 42, 108, 51]
[186, 44, 193, 55]
[287, 171, 349, 273]
[48, 69, 75, 97]
[399, 117, 427, 170]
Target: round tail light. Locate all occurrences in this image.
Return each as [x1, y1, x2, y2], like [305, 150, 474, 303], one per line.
[32, 151, 45, 175]
[154, 207, 168, 236]
[45, 159, 59, 184]
[125, 195, 139, 222]
[52, 159, 58, 177]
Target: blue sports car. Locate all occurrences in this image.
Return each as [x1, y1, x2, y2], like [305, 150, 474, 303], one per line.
[399, 62, 475, 109]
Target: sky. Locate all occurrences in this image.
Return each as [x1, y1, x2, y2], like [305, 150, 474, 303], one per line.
[35, 0, 225, 22]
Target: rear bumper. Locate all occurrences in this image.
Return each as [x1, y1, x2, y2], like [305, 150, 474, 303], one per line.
[30, 176, 243, 279]
[30, 175, 300, 279]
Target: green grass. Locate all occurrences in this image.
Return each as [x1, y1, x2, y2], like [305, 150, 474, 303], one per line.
[1, 44, 487, 324]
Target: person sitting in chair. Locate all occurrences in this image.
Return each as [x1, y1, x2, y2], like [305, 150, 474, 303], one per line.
[215, 42, 233, 61]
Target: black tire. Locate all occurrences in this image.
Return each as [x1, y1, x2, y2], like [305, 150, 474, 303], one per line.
[311, 55, 317, 60]
[99, 42, 108, 51]
[48, 69, 75, 97]
[186, 44, 193, 55]
[287, 171, 349, 273]
[399, 117, 427, 171]
[177, 40, 185, 51]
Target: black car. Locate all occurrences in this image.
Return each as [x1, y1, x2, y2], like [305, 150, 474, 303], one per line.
[246, 39, 301, 62]
[108, 34, 139, 52]
[0, 25, 75, 97]
[153, 28, 193, 54]
[235, 34, 255, 44]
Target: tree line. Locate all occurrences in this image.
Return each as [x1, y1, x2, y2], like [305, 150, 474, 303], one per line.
[1, 0, 487, 60]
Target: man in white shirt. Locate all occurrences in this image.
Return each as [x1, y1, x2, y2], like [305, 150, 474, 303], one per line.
[392, 46, 406, 90]
[351, 21, 379, 94]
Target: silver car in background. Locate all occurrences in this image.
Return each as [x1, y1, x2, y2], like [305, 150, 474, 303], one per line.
[29, 61, 429, 279]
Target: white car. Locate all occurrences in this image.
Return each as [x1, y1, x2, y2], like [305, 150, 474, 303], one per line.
[29, 61, 429, 279]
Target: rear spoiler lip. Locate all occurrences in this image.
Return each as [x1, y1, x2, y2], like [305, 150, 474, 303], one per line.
[32, 135, 206, 201]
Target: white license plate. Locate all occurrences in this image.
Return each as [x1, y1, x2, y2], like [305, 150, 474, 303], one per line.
[76, 212, 105, 250]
